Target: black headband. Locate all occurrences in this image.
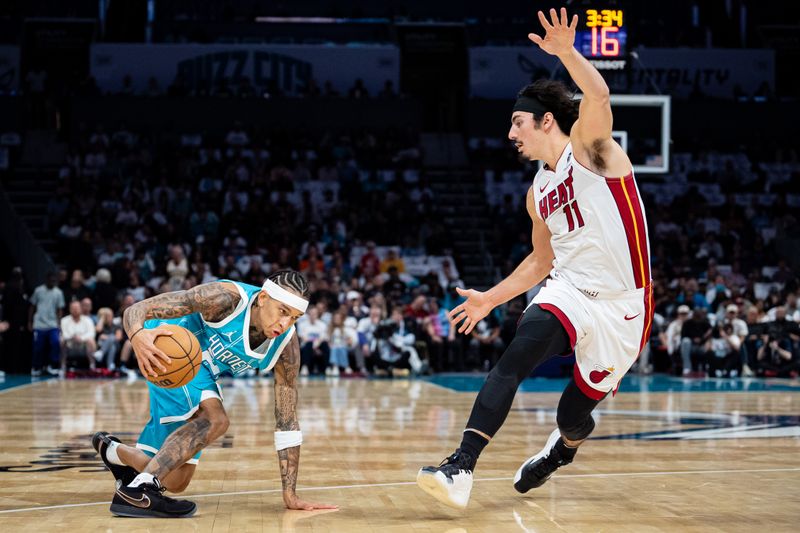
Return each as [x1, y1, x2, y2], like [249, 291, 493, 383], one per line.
[512, 95, 549, 116]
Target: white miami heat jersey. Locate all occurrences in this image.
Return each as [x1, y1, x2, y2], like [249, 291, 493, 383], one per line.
[533, 142, 651, 294]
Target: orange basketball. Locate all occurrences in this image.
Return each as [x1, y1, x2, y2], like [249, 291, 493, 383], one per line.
[147, 324, 202, 389]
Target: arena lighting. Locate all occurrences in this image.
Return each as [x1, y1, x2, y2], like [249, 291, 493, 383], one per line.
[254, 16, 389, 24]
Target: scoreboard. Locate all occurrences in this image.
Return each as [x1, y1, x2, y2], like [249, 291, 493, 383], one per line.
[576, 8, 628, 70]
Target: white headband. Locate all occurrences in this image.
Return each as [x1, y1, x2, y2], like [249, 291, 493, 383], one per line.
[262, 280, 309, 313]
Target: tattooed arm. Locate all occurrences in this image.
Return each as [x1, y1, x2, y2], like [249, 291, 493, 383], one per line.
[273, 333, 338, 511]
[122, 281, 241, 377]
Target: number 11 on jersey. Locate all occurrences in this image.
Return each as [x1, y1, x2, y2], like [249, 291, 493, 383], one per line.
[564, 200, 585, 232]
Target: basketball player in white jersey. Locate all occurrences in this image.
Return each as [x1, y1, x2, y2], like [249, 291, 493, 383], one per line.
[417, 7, 653, 509]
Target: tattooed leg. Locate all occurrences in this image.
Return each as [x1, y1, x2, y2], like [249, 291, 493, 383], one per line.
[143, 399, 229, 481]
[116, 444, 195, 492]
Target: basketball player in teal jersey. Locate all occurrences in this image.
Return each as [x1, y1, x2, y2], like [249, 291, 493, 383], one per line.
[92, 270, 337, 518]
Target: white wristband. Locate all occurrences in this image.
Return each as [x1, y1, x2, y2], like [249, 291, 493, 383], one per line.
[275, 430, 303, 451]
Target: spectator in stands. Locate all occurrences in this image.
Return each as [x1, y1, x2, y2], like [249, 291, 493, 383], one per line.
[60, 301, 97, 375]
[380, 249, 405, 274]
[666, 305, 691, 372]
[92, 268, 117, 312]
[357, 305, 384, 373]
[383, 266, 407, 303]
[300, 245, 325, 275]
[756, 333, 798, 378]
[327, 311, 356, 376]
[375, 308, 418, 377]
[29, 272, 65, 376]
[721, 303, 750, 375]
[344, 291, 369, 320]
[348, 78, 369, 99]
[80, 297, 97, 324]
[437, 259, 462, 292]
[298, 306, 330, 376]
[423, 298, 459, 372]
[709, 323, 742, 377]
[767, 291, 799, 322]
[677, 279, 710, 311]
[62, 269, 90, 304]
[359, 242, 380, 279]
[680, 307, 713, 376]
[95, 307, 122, 370]
[166, 245, 189, 291]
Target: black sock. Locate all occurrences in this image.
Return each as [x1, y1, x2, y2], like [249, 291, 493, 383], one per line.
[459, 430, 489, 466]
[554, 438, 577, 463]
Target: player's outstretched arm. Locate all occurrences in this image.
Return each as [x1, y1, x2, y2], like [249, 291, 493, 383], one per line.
[122, 281, 241, 377]
[273, 334, 338, 511]
[450, 187, 554, 335]
[529, 8, 623, 167]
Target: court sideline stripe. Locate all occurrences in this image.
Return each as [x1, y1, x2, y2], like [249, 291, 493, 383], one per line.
[1, 466, 798, 515]
[0, 379, 49, 395]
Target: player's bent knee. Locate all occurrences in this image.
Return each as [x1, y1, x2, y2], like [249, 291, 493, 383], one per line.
[209, 413, 230, 438]
[478, 369, 518, 411]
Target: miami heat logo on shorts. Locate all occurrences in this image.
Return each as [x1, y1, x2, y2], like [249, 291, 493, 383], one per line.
[589, 365, 615, 384]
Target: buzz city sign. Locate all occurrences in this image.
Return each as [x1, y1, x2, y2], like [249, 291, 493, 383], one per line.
[90, 43, 399, 96]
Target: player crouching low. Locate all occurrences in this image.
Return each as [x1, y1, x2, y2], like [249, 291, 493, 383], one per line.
[92, 270, 337, 517]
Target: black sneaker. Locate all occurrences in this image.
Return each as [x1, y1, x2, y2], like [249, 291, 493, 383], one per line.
[111, 477, 197, 518]
[513, 428, 572, 493]
[416, 449, 475, 509]
[92, 431, 138, 488]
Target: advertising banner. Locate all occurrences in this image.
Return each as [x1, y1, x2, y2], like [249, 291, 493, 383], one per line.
[91, 43, 399, 96]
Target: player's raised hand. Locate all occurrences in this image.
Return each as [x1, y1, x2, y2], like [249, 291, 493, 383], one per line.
[130, 326, 173, 377]
[448, 287, 494, 335]
[528, 7, 578, 57]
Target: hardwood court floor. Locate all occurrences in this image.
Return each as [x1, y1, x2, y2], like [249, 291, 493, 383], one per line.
[0, 375, 799, 532]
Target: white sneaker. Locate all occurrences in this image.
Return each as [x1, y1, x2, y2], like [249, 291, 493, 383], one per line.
[300, 365, 309, 377]
[742, 364, 755, 377]
[46, 366, 60, 376]
[417, 450, 475, 509]
[93, 350, 104, 361]
[330, 366, 340, 377]
[31, 369, 42, 377]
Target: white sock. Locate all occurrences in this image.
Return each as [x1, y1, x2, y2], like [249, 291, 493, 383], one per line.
[128, 472, 155, 488]
[105, 441, 125, 466]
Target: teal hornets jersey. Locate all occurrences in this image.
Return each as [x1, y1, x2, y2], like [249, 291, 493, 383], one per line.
[144, 280, 295, 378]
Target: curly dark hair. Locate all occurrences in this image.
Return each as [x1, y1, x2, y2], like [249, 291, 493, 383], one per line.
[517, 79, 579, 134]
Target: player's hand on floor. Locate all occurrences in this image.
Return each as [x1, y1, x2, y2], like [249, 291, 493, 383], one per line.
[448, 287, 493, 335]
[131, 327, 174, 377]
[283, 494, 339, 510]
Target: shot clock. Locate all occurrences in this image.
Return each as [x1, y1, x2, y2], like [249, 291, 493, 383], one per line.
[576, 8, 628, 70]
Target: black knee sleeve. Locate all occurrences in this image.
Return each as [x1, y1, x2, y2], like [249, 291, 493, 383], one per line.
[556, 378, 603, 441]
[466, 305, 571, 438]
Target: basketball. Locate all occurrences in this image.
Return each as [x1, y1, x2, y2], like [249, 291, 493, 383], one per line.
[147, 324, 202, 389]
